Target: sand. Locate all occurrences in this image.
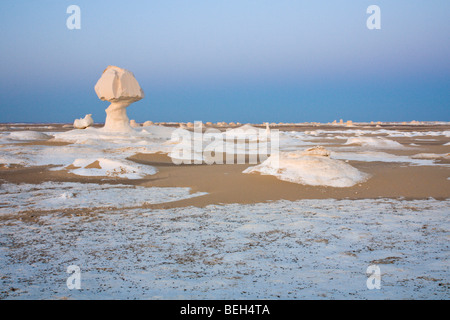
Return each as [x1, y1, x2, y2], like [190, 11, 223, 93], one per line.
[130, 153, 450, 208]
[1, 122, 449, 300]
[1, 123, 449, 209]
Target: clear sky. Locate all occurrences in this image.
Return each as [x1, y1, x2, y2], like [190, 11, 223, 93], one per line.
[0, 0, 449, 123]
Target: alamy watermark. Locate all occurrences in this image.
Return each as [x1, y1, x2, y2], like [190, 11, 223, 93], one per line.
[66, 5, 81, 30]
[66, 265, 81, 290]
[66, 5, 380, 31]
[169, 122, 279, 166]
[366, 264, 381, 289]
[367, 5, 381, 30]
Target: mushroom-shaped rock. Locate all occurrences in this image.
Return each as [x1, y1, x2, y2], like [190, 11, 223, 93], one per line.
[95, 66, 144, 132]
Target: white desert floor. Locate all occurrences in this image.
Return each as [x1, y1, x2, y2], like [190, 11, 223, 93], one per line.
[0, 122, 449, 299]
[0, 197, 448, 299]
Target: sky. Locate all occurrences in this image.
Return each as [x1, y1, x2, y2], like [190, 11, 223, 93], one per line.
[0, 0, 449, 123]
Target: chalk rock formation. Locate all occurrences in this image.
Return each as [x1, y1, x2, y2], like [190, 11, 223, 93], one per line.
[130, 120, 141, 128]
[94, 66, 144, 132]
[73, 114, 94, 129]
[301, 146, 331, 157]
[243, 150, 368, 188]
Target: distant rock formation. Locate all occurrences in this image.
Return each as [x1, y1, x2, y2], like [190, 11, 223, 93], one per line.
[73, 114, 94, 129]
[130, 120, 141, 128]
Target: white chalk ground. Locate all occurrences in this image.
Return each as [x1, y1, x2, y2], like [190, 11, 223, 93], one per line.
[0, 182, 207, 215]
[0, 124, 449, 299]
[6, 131, 52, 141]
[345, 136, 404, 149]
[331, 151, 437, 165]
[0, 198, 448, 299]
[67, 158, 157, 179]
[1, 125, 449, 185]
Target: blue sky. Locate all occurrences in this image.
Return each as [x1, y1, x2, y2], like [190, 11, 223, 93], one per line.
[0, 1, 449, 123]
